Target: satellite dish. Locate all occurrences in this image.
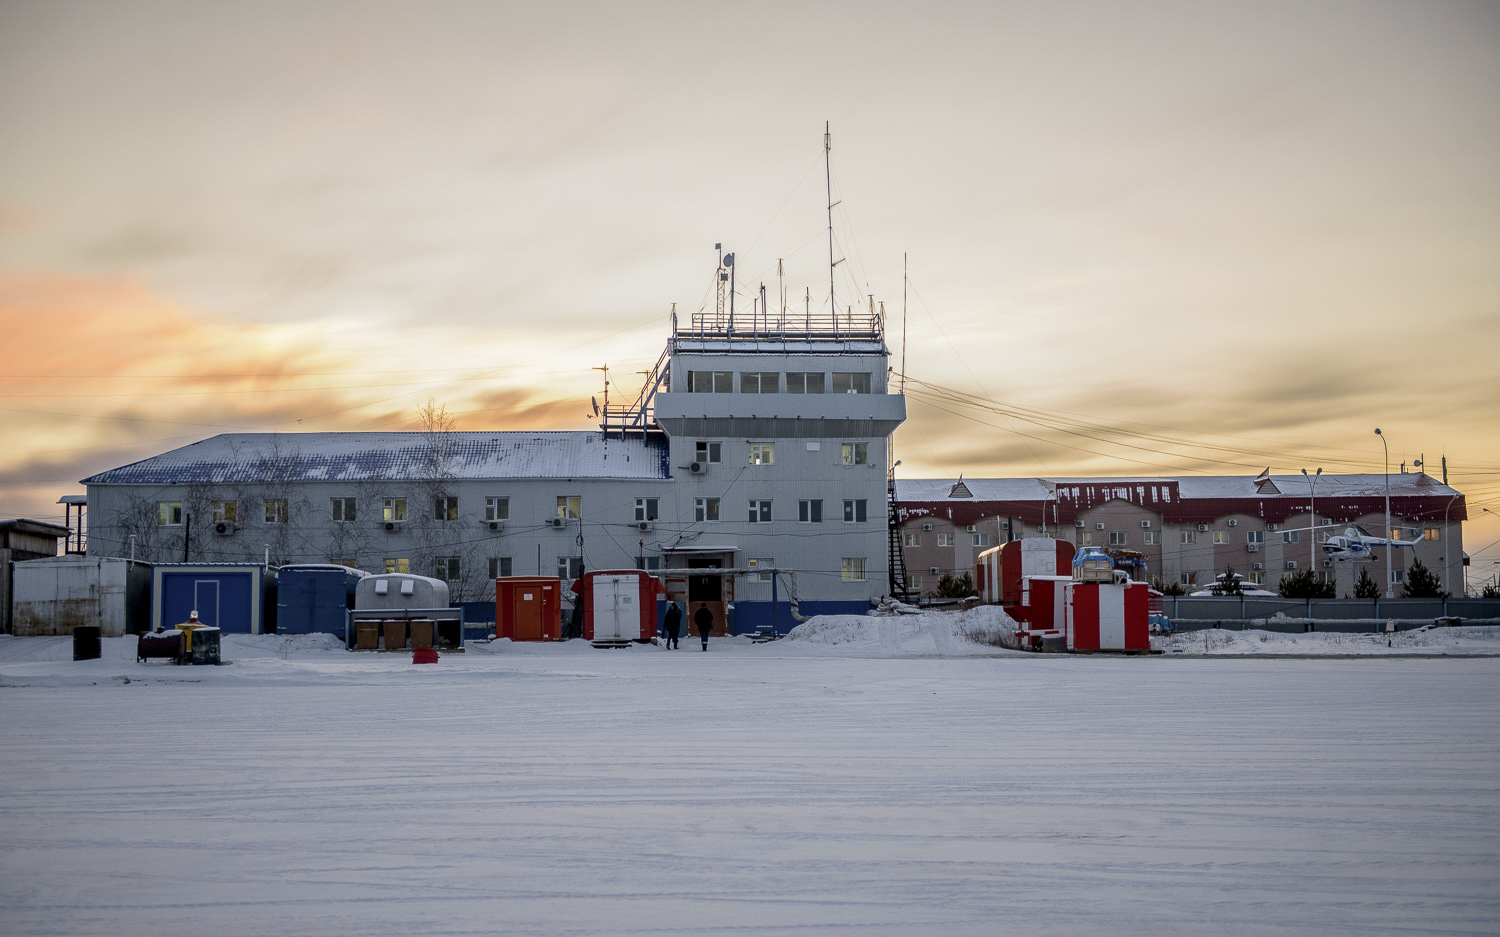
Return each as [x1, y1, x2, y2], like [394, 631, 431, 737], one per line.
[723, 253, 734, 267]
[591, 397, 599, 417]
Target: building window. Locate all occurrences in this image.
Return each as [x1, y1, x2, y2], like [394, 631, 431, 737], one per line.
[1318, 571, 1333, 584]
[1109, 531, 1127, 545]
[156, 501, 183, 526]
[740, 372, 779, 393]
[687, 370, 733, 393]
[695, 441, 722, 464]
[1180, 572, 1195, 585]
[748, 443, 775, 465]
[799, 499, 823, 523]
[1076, 531, 1093, 546]
[832, 372, 871, 394]
[843, 499, 868, 523]
[1390, 570, 1405, 584]
[749, 500, 772, 522]
[383, 498, 407, 522]
[384, 558, 410, 574]
[556, 496, 581, 519]
[1180, 530, 1196, 544]
[1212, 531, 1229, 545]
[435, 496, 458, 521]
[1282, 530, 1300, 543]
[907, 574, 923, 590]
[1247, 530, 1265, 544]
[212, 500, 238, 523]
[1144, 531, 1160, 545]
[903, 532, 921, 547]
[634, 498, 659, 521]
[330, 498, 355, 522]
[842, 557, 867, 581]
[331, 556, 357, 568]
[557, 556, 583, 580]
[489, 557, 513, 578]
[434, 556, 460, 582]
[695, 497, 720, 522]
[1424, 528, 1440, 541]
[264, 499, 289, 524]
[485, 497, 509, 521]
[1248, 572, 1264, 584]
[785, 372, 825, 394]
[937, 532, 955, 547]
[841, 443, 869, 465]
[748, 558, 774, 582]
[972, 533, 990, 547]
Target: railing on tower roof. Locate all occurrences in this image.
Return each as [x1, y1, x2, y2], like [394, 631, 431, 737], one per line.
[675, 304, 883, 343]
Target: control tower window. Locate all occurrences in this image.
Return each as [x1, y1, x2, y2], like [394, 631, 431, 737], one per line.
[740, 372, 780, 393]
[688, 370, 733, 393]
[786, 372, 825, 394]
[832, 372, 871, 394]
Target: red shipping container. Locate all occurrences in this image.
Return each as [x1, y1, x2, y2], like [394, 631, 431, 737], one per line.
[496, 577, 563, 641]
[975, 539, 1075, 606]
[582, 570, 664, 645]
[1065, 581, 1150, 652]
[1019, 575, 1071, 630]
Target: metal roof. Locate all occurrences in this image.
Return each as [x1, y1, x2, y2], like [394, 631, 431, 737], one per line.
[82, 432, 672, 485]
[898, 474, 1461, 503]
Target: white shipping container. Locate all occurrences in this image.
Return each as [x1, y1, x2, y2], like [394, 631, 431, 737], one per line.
[11, 556, 132, 637]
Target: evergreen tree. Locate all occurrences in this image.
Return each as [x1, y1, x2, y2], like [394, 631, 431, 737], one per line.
[1209, 566, 1244, 596]
[1152, 576, 1185, 596]
[1353, 567, 1381, 599]
[935, 572, 977, 598]
[1400, 558, 1445, 598]
[1481, 582, 1500, 599]
[1278, 569, 1336, 599]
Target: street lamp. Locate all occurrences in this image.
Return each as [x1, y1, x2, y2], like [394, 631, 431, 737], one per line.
[1443, 490, 1462, 599]
[1375, 428, 1391, 598]
[1302, 467, 1322, 576]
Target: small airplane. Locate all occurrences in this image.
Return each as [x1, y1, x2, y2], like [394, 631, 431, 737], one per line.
[1320, 525, 1422, 562]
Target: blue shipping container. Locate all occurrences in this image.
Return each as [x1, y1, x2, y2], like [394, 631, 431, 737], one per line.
[277, 565, 365, 635]
[152, 564, 269, 634]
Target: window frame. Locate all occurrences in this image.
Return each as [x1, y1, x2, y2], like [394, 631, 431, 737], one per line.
[842, 499, 868, 523]
[748, 500, 772, 523]
[694, 497, 720, 522]
[972, 532, 990, 547]
[556, 495, 581, 519]
[937, 532, 955, 547]
[635, 497, 659, 521]
[383, 498, 407, 522]
[156, 501, 183, 527]
[841, 557, 867, 582]
[785, 371, 825, 394]
[798, 499, 823, 523]
[688, 370, 733, 393]
[831, 372, 871, 394]
[212, 500, 238, 524]
[435, 495, 458, 521]
[384, 558, 410, 574]
[1109, 531, 1127, 546]
[1143, 531, 1160, 545]
[484, 497, 510, 522]
[695, 441, 722, 464]
[330, 497, 354, 523]
[748, 443, 775, 465]
[264, 499, 289, 524]
[748, 557, 774, 582]
[488, 556, 513, 578]
[1212, 530, 1229, 545]
[840, 442, 869, 465]
[903, 532, 921, 547]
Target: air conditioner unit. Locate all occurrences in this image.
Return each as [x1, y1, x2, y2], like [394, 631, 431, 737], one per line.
[929, 566, 940, 575]
[1141, 520, 1152, 528]
[487, 521, 504, 532]
[1247, 544, 1259, 553]
[637, 521, 653, 532]
[1096, 523, 1105, 530]
[922, 523, 933, 531]
[1323, 559, 1334, 568]
[966, 525, 977, 533]
[213, 521, 237, 536]
[1286, 561, 1297, 570]
[549, 517, 567, 529]
[1197, 523, 1209, 532]
[1267, 523, 1279, 531]
[1252, 562, 1263, 571]
[383, 521, 402, 532]
[1075, 520, 1085, 528]
[689, 461, 707, 475]
[1227, 519, 1238, 527]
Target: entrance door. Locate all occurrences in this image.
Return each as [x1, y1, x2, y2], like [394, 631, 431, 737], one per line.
[592, 575, 628, 640]
[687, 558, 723, 603]
[513, 589, 542, 641]
[194, 580, 220, 628]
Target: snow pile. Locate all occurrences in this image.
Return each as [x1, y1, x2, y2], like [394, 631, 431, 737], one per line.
[784, 605, 1020, 655]
[224, 632, 349, 658]
[1156, 624, 1500, 656]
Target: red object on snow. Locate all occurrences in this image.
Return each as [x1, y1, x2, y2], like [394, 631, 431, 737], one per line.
[495, 576, 563, 641]
[1065, 581, 1149, 651]
[412, 647, 439, 664]
[975, 539, 1075, 606]
[581, 569, 664, 643]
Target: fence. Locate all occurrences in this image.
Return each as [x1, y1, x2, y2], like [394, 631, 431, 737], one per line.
[1165, 597, 1500, 632]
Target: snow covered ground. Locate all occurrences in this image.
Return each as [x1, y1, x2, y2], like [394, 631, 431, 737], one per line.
[1156, 624, 1500, 656]
[2, 615, 1498, 936]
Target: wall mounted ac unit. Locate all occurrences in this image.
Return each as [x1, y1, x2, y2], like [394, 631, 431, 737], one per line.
[922, 523, 933, 531]
[1075, 520, 1085, 528]
[1324, 559, 1334, 568]
[1286, 561, 1298, 570]
[213, 521, 237, 536]
[929, 566, 940, 575]
[383, 521, 402, 532]
[1252, 562, 1263, 570]
[1141, 520, 1152, 528]
[1096, 523, 1105, 530]
[966, 525, 977, 533]
[1197, 523, 1209, 532]
[637, 521, 653, 532]
[1267, 523, 1279, 531]
[487, 521, 503, 532]
[689, 462, 707, 475]
[1247, 544, 1259, 553]
[549, 517, 567, 529]
[1227, 519, 1238, 527]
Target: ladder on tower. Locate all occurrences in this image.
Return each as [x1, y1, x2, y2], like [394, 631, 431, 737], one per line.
[887, 470, 912, 602]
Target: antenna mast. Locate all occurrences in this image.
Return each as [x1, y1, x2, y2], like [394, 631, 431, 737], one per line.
[825, 121, 836, 322]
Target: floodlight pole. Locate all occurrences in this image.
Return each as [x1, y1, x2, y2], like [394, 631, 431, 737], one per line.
[1376, 428, 1391, 598]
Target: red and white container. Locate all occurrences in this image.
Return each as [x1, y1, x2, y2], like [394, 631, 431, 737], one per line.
[1065, 581, 1150, 652]
[496, 577, 563, 641]
[582, 570, 663, 646]
[975, 538, 1075, 606]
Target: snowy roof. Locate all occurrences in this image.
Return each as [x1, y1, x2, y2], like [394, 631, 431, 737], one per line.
[82, 432, 671, 485]
[898, 474, 1460, 503]
[896, 478, 1053, 502]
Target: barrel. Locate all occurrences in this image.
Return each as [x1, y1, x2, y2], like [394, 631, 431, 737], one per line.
[73, 626, 102, 661]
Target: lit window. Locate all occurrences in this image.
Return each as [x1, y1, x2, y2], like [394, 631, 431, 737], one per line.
[972, 533, 990, 546]
[748, 500, 772, 522]
[213, 500, 238, 523]
[1424, 528, 1440, 541]
[843, 499, 868, 523]
[740, 372, 780, 393]
[331, 556, 356, 568]
[1248, 571, 1264, 584]
[435, 496, 458, 521]
[748, 558, 774, 582]
[264, 499, 289, 524]
[384, 558, 410, 574]
[1212, 531, 1228, 545]
[841, 443, 869, 465]
[748, 443, 775, 465]
[485, 497, 509, 521]
[785, 372, 825, 394]
[903, 532, 921, 547]
[937, 532, 955, 547]
[634, 498, 659, 521]
[695, 441, 722, 464]
[695, 497, 720, 522]
[488, 557, 513, 578]
[687, 370, 733, 393]
[330, 498, 354, 522]
[1077, 531, 1093, 546]
[842, 557, 867, 581]
[799, 499, 823, 523]
[156, 501, 183, 527]
[1109, 531, 1127, 545]
[383, 498, 407, 522]
[556, 496, 581, 519]
[831, 372, 871, 394]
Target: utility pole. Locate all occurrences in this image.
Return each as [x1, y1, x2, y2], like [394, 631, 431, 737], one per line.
[1376, 428, 1392, 598]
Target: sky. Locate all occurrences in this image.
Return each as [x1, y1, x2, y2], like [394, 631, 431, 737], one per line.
[2, 0, 1498, 583]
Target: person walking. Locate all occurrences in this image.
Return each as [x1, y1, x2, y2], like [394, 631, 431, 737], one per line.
[694, 602, 714, 652]
[662, 601, 682, 650]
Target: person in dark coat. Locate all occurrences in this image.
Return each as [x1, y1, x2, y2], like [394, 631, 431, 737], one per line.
[694, 602, 714, 651]
[662, 602, 683, 649]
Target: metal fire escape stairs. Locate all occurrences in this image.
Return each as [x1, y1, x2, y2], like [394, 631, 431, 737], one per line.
[887, 461, 912, 602]
[599, 343, 669, 439]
